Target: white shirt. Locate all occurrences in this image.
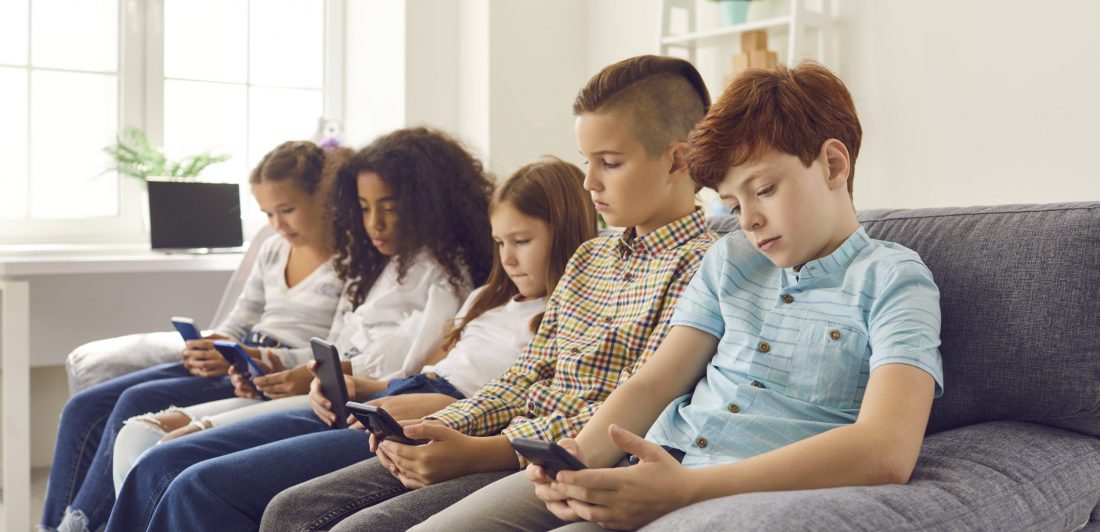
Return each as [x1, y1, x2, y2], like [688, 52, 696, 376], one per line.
[424, 287, 546, 398]
[214, 236, 343, 350]
[329, 252, 471, 378]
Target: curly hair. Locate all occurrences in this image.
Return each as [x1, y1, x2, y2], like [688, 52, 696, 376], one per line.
[331, 128, 495, 307]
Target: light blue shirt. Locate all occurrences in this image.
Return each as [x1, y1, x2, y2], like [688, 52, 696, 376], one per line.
[646, 226, 943, 467]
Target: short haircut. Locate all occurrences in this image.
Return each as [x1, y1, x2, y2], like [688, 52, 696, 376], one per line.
[574, 55, 711, 158]
[686, 62, 862, 195]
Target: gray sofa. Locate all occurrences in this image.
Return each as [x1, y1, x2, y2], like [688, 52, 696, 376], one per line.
[645, 202, 1100, 531]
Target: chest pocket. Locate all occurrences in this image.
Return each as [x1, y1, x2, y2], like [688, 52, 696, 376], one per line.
[787, 322, 870, 409]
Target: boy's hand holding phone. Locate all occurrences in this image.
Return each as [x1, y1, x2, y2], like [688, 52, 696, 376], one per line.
[526, 437, 585, 522]
[374, 420, 482, 489]
[539, 424, 697, 531]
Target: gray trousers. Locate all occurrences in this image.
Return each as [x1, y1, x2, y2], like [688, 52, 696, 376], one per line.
[410, 470, 609, 532]
[260, 456, 515, 532]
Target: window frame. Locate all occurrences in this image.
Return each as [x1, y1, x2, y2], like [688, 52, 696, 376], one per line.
[0, 0, 344, 245]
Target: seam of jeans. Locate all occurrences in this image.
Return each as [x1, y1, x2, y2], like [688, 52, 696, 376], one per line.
[65, 411, 112, 504]
[136, 471, 177, 530]
[306, 486, 408, 531]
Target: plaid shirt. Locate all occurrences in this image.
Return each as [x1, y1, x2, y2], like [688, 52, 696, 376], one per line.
[428, 209, 715, 463]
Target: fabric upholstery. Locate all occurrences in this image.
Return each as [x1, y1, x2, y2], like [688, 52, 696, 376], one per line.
[643, 421, 1100, 532]
[707, 202, 1100, 436]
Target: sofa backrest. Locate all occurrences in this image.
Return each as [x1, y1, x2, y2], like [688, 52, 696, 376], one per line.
[707, 202, 1100, 436]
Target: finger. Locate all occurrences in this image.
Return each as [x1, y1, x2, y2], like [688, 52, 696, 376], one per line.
[396, 471, 425, 490]
[525, 463, 550, 483]
[306, 359, 319, 378]
[378, 440, 419, 464]
[608, 424, 666, 463]
[547, 501, 580, 522]
[554, 481, 615, 506]
[556, 468, 624, 492]
[401, 422, 450, 441]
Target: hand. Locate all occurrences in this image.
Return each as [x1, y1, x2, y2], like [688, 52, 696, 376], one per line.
[528, 438, 584, 522]
[159, 419, 212, 443]
[554, 425, 696, 530]
[307, 360, 360, 427]
[367, 393, 457, 421]
[253, 363, 312, 399]
[228, 366, 258, 399]
[374, 420, 470, 489]
[181, 339, 229, 378]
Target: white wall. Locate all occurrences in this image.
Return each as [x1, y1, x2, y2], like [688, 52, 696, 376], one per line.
[582, 0, 1100, 209]
[344, 0, 588, 179]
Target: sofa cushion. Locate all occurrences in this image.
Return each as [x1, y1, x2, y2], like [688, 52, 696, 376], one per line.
[643, 421, 1100, 531]
[706, 202, 1100, 436]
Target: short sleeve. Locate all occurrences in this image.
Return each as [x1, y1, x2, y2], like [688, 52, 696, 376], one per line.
[867, 260, 945, 397]
[668, 238, 726, 339]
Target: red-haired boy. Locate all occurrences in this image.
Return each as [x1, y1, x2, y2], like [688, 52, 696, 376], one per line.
[418, 62, 944, 531]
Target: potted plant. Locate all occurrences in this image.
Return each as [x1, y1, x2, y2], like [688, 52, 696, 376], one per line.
[105, 127, 230, 183]
[105, 128, 242, 249]
[708, 0, 757, 26]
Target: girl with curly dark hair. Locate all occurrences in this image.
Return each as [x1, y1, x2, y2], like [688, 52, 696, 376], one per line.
[104, 128, 502, 531]
[106, 157, 598, 532]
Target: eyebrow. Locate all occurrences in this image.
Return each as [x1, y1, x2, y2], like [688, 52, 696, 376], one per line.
[718, 173, 767, 200]
[579, 149, 625, 157]
[358, 196, 398, 203]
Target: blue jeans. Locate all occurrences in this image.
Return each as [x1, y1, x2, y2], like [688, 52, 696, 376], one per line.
[40, 361, 235, 530]
[105, 373, 465, 532]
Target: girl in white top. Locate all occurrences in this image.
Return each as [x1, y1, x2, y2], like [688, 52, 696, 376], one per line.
[99, 157, 599, 532]
[110, 128, 499, 490]
[41, 140, 350, 532]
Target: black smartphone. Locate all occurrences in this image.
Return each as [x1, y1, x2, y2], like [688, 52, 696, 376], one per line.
[344, 401, 427, 445]
[171, 316, 202, 341]
[310, 338, 349, 429]
[212, 340, 269, 401]
[509, 437, 588, 478]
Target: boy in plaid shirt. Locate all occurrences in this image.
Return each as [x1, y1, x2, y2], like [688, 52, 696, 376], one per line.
[261, 55, 717, 531]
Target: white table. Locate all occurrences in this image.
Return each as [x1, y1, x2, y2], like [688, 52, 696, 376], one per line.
[0, 247, 242, 531]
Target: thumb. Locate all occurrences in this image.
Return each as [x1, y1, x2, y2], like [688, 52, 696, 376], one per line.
[306, 359, 320, 378]
[556, 438, 583, 460]
[608, 424, 665, 463]
[403, 421, 451, 441]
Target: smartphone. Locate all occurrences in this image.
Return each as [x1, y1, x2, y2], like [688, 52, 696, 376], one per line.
[212, 340, 269, 401]
[344, 401, 427, 445]
[171, 316, 202, 341]
[310, 338, 349, 429]
[509, 438, 587, 478]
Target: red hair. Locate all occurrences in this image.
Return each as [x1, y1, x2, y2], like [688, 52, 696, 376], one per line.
[686, 62, 861, 195]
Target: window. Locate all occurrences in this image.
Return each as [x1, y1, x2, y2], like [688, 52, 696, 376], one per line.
[0, 0, 343, 245]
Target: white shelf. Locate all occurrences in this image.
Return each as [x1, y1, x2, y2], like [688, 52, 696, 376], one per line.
[660, 12, 825, 48]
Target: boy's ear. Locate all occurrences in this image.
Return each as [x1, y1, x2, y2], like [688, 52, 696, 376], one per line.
[820, 139, 851, 191]
[668, 141, 689, 177]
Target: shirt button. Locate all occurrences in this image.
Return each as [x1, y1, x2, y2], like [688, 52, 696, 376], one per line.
[751, 380, 765, 388]
[829, 330, 842, 341]
[695, 436, 708, 449]
[782, 294, 794, 304]
[623, 273, 634, 282]
[758, 341, 770, 353]
[571, 347, 580, 354]
[603, 315, 613, 324]
[727, 403, 740, 413]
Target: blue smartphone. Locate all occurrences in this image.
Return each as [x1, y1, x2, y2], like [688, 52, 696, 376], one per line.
[212, 340, 269, 400]
[171, 316, 202, 341]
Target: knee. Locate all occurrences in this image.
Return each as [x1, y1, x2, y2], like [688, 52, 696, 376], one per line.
[262, 484, 311, 530]
[114, 421, 165, 492]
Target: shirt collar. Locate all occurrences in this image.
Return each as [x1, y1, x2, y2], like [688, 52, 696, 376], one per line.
[617, 208, 708, 260]
[783, 226, 870, 283]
